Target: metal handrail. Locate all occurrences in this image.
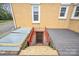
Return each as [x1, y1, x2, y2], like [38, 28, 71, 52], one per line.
[27, 27, 35, 45]
[45, 27, 50, 44]
[45, 27, 54, 48]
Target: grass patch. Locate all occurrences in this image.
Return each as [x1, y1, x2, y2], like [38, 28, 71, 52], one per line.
[0, 34, 7, 38]
[0, 20, 7, 23]
[22, 44, 28, 50]
[0, 20, 12, 23]
[22, 42, 29, 50]
[49, 41, 56, 50]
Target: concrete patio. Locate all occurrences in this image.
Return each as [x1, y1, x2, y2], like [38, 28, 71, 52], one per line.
[48, 29, 79, 56]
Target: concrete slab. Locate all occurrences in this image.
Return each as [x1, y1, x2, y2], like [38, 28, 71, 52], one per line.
[47, 29, 79, 56]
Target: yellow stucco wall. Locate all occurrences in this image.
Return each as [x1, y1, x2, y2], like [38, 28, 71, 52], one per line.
[12, 4, 32, 28]
[12, 3, 70, 29]
[69, 21, 79, 32]
[40, 4, 70, 28]
[12, 3, 79, 32]
[68, 4, 79, 32]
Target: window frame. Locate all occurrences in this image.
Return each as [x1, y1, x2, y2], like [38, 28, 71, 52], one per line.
[59, 5, 69, 19]
[71, 5, 79, 19]
[32, 4, 40, 23]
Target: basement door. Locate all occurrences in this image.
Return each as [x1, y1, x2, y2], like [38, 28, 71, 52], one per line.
[36, 32, 43, 43]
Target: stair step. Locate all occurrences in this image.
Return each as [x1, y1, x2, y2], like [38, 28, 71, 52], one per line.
[19, 46, 58, 55]
[36, 43, 43, 46]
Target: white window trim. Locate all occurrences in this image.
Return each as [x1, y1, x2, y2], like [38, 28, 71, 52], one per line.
[71, 5, 79, 19]
[61, 3, 71, 6]
[32, 5, 40, 23]
[30, 3, 40, 4]
[58, 5, 69, 19]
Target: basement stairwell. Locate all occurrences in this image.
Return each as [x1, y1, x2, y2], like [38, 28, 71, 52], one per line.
[19, 27, 58, 56]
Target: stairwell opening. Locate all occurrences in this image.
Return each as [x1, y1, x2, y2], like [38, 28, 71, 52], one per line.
[27, 28, 53, 46]
[36, 32, 43, 44]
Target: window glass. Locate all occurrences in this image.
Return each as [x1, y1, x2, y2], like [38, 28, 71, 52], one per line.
[74, 6, 79, 17]
[60, 7, 66, 17]
[33, 5, 39, 21]
[34, 12, 38, 21]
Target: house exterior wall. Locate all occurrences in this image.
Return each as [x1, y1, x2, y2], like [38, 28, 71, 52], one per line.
[69, 21, 79, 32]
[12, 3, 70, 29]
[12, 3, 79, 32]
[68, 4, 79, 32]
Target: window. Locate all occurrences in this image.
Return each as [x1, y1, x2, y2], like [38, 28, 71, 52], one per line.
[59, 5, 69, 19]
[71, 5, 79, 19]
[60, 7, 66, 17]
[32, 4, 40, 23]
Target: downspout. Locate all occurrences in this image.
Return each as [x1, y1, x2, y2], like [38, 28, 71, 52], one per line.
[10, 3, 16, 28]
